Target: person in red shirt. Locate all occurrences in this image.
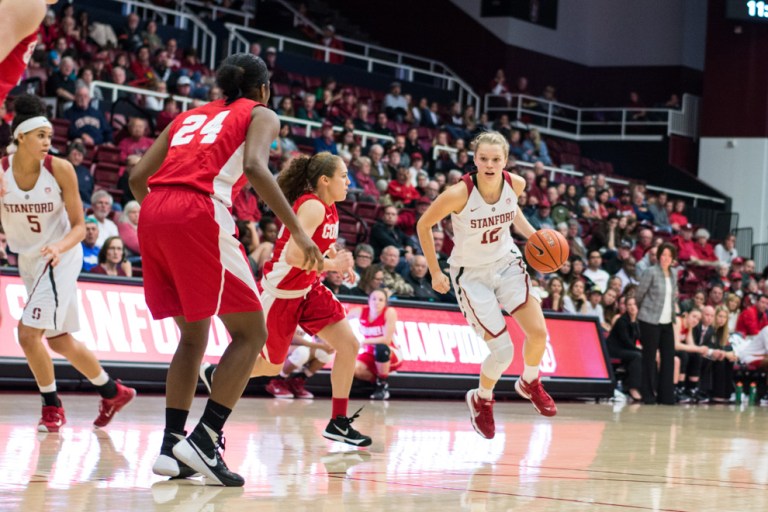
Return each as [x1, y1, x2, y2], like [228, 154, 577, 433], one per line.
[118, 117, 154, 160]
[0, 0, 60, 105]
[387, 165, 421, 206]
[669, 199, 689, 232]
[690, 228, 718, 267]
[313, 24, 345, 64]
[632, 227, 654, 262]
[352, 156, 380, 202]
[672, 224, 697, 262]
[735, 295, 768, 337]
[397, 195, 431, 237]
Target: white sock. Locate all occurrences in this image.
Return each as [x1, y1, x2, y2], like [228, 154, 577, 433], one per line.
[522, 364, 540, 383]
[39, 382, 57, 393]
[89, 370, 110, 386]
[477, 385, 493, 400]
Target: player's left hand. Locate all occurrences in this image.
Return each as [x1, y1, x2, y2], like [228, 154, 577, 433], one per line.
[41, 244, 62, 267]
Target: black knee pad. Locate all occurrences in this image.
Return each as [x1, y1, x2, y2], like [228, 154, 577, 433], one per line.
[374, 344, 391, 363]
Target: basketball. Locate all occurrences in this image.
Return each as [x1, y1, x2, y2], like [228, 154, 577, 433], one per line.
[524, 229, 569, 273]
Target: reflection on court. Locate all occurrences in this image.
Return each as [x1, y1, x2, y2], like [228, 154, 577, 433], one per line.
[0, 394, 767, 511]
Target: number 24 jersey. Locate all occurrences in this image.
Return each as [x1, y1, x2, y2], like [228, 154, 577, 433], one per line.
[148, 98, 265, 208]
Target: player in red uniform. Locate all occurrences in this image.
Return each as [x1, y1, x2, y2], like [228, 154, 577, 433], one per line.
[349, 289, 401, 400]
[129, 53, 323, 487]
[201, 152, 372, 447]
[0, 1, 59, 105]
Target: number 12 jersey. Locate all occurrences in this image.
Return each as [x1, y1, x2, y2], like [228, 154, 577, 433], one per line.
[448, 171, 521, 268]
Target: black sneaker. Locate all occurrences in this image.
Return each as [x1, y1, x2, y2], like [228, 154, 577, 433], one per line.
[199, 363, 215, 394]
[692, 388, 710, 404]
[676, 388, 692, 404]
[172, 423, 244, 487]
[322, 408, 372, 447]
[370, 378, 390, 400]
[152, 430, 200, 479]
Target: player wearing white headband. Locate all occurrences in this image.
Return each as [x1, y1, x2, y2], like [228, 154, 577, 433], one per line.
[0, 95, 136, 433]
[0, 0, 60, 105]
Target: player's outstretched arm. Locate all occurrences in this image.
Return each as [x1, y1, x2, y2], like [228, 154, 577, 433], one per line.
[0, 0, 49, 62]
[244, 107, 322, 271]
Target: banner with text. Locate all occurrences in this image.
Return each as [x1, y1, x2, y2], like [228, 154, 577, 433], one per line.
[0, 276, 609, 379]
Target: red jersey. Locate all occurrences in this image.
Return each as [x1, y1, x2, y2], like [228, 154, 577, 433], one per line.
[358, 305, 395, 354]
[0, 32, 38, 105]
[148, 98, 263, 208]
[262, 193, 338, 293]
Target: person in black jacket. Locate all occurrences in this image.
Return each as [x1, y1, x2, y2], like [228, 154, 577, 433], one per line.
[606, 296, 642, 401]
[369, 205, 412, 259]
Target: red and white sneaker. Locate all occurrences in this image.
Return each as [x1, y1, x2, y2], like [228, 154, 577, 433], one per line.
[466, 389, 495, 439]
[94, 380, 137, 428]
[286, 376, 314, 399]
[38, 405, 66, 433]
[265, 378, 294, 398]
[515, 378, 557, 417]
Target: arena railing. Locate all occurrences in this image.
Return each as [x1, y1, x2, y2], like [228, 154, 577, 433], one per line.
[430, 144, 725, 208]
[483, 93, 700, 142]
[276, 118, 395, 147]
[177, 0, 254, 27]
[90, 81, 395, 148]
[114, 0, 218, 70]
[224, 24, 481, 115]
[269, 0, 458, 78]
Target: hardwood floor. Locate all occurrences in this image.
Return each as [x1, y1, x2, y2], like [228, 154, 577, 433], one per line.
[0, 393, 766, 511]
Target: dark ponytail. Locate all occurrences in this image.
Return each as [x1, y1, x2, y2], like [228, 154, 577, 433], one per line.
[277, 152, 341, 204]
[216, 53, 268, 104]
[11, 94, 48, 140]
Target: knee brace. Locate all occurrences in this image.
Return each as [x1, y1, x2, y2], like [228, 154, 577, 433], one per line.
[288, 345, 311, 368]
[480, 333, 514, 381]
[314, 348, 332, 364]
[374, 344, 391, 363]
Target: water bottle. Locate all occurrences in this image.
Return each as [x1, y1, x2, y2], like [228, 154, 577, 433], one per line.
[735, 382, 743, 404]
[749, 382, 758, 405]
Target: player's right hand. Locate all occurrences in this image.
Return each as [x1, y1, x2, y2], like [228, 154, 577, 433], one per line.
[294, 231, 324, 272]
[431, 272, 451, 294]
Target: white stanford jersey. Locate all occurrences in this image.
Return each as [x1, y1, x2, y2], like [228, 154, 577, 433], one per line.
[734, 327, 768, 366]
[1, 155, 70, 255]
[448, 171, 520, 268]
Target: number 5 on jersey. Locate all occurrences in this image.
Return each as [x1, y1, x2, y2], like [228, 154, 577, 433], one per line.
[170, 111, 231, 147]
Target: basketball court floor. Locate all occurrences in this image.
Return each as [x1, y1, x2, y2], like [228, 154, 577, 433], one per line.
[0, 393, 766, 511]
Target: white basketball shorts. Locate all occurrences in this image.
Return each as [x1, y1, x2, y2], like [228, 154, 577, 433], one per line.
[450, 252, 540, 338]
[18, 244, 82, 338]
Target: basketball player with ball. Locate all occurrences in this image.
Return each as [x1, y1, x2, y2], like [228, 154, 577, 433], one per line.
[417, 131, 567, 439]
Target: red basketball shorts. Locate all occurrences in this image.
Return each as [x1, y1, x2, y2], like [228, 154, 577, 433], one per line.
[259, 281, 346, 365]
[139, 187, 261, 322]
